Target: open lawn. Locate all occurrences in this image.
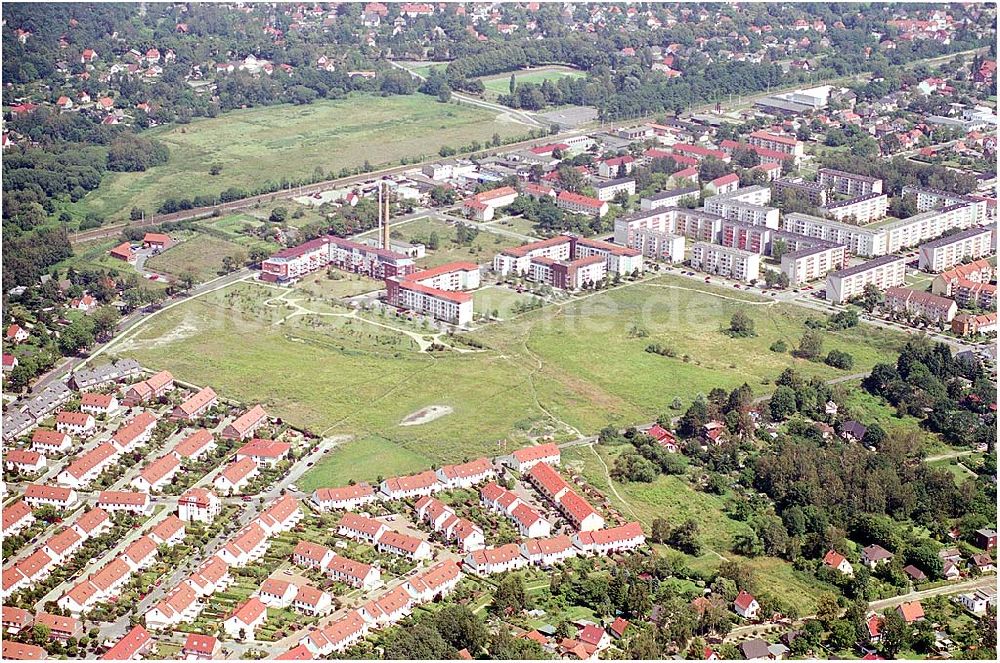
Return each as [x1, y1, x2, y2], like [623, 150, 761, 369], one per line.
[68, 94, 530, 222]
[841, 388, 954, 457]
[114, 274, 906, 466]
[293, 271, 384, 300]
[145, 234, 258, 282]
[481, 66, 586, 98]
[298, 436, 433, 491]
[472, 286, 540, 319]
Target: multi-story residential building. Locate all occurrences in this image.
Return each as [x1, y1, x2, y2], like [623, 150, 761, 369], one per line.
[825, 255, 907, 304]
[614, 208, 724, 250]
[903, 185, 988, 225]
[640, 186, 701, 211]
[260, 236, 416, 284]
[883, 287, 958, 323]
[780, 244, 847, 285]
[690, 243, 761, 282]
[932, 259, 994, 296]
[177, 488, 222, 523]
[747, 130, 804, 159]
[594, 177, 636, 202]
[495, 235, 640, 289]
[556, 190, 609, 217]
[880, 204, 979, 254]
[385, 262, 479, 326]
[918, 225, 996, 272]
[627, 227, 687, 262]
[462, 186, 519, 222]
[774, 177, 828, 205]
[703, 186, 779, 227]
[821, 193, 889, 224]
[818, 168, 883, 196]
[952, 279, 996, 309]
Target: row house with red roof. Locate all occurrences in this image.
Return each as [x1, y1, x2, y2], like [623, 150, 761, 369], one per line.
[2, 500, 35, 537]
[213, 457, 259, 495]
[100, 625, 153, 660]
[222, 404, 268, 440]
[311, 482, 378, 511]
[379, 469, 443, 500]
[55, 440, 118, 488]
[573, 522, 646, 555]
[80, 392, 119, 416]
[97, 491, 152, 516]
[521, 534, 578, 566]
[293, 540, 382, 589]
[479, 482, 552, 538]
[463, 543, 529, 575]
[223, 597, 267, 639]
[413, 495, 486, 551]
[111, 411, 158, 453]
[404, 559, 462, 603]
[527, 462, 605, 531]
[435, 457, 496, 489]
[376, 530, 433, 561]
[122, 370, 174, 406]
[174, 428, 216, 460]
[170, 386, 217, 420]
[55, 410, 95, 437]
[23, 483, 78, 510]
[303, 609, 371, 656]
[131, 452, 181, 492]
[235, 438, 291, 468]
[218, 522, 270, 567]
[5, 449, 46, 474]
[31, 429, 72, 454]
[498, 442, 560, 472]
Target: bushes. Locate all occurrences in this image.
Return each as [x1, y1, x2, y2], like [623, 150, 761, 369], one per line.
[645, 343, 677, 357]
[825, 349, 854, 370]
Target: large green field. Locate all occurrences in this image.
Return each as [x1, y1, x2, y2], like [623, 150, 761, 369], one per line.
[68, 94, 530, 223]
[112, 274, 906, 467]
[481, 66, 586, 98]
[145, 234, 261, 282]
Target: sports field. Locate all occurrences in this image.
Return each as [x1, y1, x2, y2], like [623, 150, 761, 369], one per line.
[113, 273, 906, 467]
[69, 94, 529, 222]
[481, 66, 586, 97]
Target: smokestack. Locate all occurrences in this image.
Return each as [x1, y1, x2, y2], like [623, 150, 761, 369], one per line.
[381, 181, 391, 251]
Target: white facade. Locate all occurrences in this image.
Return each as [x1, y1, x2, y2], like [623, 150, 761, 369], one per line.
[918, 225, 996, 272]
[825, 255, 907, 304]
[690, 242, 761, 282]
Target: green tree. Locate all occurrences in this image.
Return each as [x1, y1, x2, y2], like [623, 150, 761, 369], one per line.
[796, 329, 824, 360]
[769, 385, 798, 420]
[728, 310, 757, 337]
[491, 574, 527, 616]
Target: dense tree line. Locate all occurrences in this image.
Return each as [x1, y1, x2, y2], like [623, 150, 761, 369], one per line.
[862, 338, 996, 446]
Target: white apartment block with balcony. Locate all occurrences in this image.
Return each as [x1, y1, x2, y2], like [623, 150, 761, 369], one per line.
[780, 244, 847, 286]
[690, 242, 760, 282]
[817, 169, 883, 196]
[903, 185, 988, 225]
[825, 255, 907, 304]
[821, 193, 889, 224]
[703, 186, 779, 228]
[918, 225, 996, 272]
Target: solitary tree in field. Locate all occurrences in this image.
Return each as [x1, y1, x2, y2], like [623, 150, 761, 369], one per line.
[728, 310, 756, 337]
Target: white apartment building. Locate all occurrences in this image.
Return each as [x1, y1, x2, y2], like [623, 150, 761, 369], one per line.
[690, 242, 761, 282]
[918, 225, 996, 272]
[825, 255, 907, 304]
[903, 185, 988, 225]
[628, 228, 687, 262]
[780, 244, 847, 285]
[703, 186, 780, 227]
[822, 193, 889, 224]
[640, 187, 701, 211]
[594, 177, 636, 202]
[818, 168, 884, 196]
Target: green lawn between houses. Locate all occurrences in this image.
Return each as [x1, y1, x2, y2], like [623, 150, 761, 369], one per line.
[65, 94, 529, 223]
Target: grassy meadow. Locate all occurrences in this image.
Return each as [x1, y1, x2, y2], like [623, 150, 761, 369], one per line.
[67, 94, 529, 222]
